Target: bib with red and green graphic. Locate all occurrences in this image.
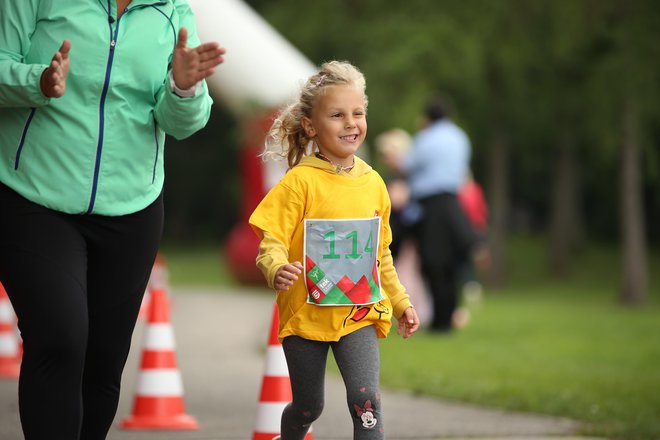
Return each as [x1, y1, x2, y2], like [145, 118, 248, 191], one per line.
[303, 218, 383, 306]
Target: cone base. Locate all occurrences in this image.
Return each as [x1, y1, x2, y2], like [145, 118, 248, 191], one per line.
[120, 414, 198, 430]
[0, 363, 20, 379]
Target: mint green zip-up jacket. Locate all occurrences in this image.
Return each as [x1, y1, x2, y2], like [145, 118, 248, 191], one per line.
[0, 0, 214, 215]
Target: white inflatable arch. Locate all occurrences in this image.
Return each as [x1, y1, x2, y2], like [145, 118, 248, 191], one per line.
[188, 0, 317, 116]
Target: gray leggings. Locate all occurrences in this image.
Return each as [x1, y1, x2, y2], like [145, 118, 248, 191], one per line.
[281, 325, 383, 440]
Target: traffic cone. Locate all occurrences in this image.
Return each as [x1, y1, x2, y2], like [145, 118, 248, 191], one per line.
[138, 253, 169, 320]
[0, 282, 21, 379]
[252, 304, 312, 440]
[121, 287, 198, 430]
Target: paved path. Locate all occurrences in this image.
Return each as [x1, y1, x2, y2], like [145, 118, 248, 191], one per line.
[0, 287, 603, 440]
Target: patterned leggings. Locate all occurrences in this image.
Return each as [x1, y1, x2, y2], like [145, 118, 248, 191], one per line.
[281, 325, 383, 440]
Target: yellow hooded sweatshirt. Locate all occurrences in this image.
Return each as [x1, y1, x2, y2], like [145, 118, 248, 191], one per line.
[249, 155, 413, 342]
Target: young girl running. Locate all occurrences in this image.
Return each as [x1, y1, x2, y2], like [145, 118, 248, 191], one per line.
[249, 60, 420, 440]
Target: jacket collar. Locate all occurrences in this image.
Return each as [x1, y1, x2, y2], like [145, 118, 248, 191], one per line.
[100, 0, 170, 16]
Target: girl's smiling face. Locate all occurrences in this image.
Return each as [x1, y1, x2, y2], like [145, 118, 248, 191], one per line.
[302, 84, 367, 167]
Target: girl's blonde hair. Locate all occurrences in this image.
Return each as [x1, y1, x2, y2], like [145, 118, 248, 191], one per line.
[262, 60, 368, 169]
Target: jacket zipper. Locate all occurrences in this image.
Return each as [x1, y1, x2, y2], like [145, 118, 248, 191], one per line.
[14, 108, 37, 170]
[86, 8, 123, 214]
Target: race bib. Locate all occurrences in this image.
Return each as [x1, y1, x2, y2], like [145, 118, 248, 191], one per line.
[304, 218, 383, 306]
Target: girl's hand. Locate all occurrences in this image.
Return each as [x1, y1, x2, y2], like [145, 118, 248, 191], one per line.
[171, 27, 226, 90]
[397, 306, 420, 339]
[274, 261, 303, 291]
[41, 40, 71, 98]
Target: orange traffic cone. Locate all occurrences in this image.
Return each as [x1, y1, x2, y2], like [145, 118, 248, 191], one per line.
[121, 287, 197, 430]
[138, 253, 169, 320]
[0, 282, 21, 379]
[253, 304, 312, 440]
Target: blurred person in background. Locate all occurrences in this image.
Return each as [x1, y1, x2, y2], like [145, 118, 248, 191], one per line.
[383, 93, 481, 333]
[374, 128, 415, 259]
[0, 1, 225, 438]
[375, 128, 432, 325]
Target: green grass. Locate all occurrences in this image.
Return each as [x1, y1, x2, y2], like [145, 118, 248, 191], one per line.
[162, 236, 660, 439]
[379, 235, 660, 439]
[379, 288, 660, 439]
[158, 242, 235, 286]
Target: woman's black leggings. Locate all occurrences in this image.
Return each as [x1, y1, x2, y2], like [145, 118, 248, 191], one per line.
[0, 182, 163, 440]
[281, 325, 383, 440]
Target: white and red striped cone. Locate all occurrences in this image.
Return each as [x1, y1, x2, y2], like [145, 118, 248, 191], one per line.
[253, 304, 312, 440]
[121, 287, 198, 430]
[138, 253, 169, 320]
[0, 282, 21, 379]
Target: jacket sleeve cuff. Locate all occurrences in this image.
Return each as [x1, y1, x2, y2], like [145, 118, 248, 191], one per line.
[167, 69, 199, 98]
[154, 78, 212, 139]
[32, 65, 52, 105]
[391, 297, 414, 320]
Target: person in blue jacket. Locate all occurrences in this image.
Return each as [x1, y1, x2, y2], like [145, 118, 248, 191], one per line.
[0, 1, 225, 438]
[383, 94, 479, 333]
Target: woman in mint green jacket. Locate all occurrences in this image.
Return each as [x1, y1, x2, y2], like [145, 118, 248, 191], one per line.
[0, 1, 225, 438]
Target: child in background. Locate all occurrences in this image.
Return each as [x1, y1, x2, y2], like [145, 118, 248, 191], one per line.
[374, 128, 413, 259]
[249, 61, 420, 440]
[457, 171, 491, 311]
[458, 171, 489, 239]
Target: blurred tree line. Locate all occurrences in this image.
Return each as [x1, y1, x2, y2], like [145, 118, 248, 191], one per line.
[167, 0, 659, 303]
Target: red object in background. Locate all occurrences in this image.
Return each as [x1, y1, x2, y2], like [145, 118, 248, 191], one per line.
[237, 144, 267, 222]
[224, 111, 277, 285]
[458, 179, 489, 233]
[225, 221, 265, 285]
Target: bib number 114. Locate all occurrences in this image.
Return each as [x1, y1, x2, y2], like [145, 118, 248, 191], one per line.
[322, 230, 374, 260]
